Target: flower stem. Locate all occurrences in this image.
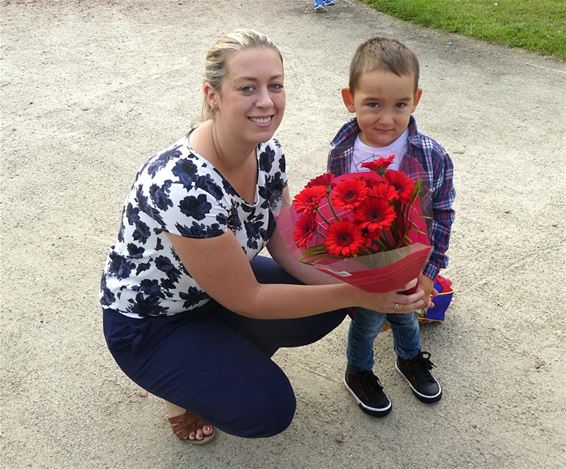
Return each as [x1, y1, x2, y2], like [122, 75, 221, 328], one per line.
[315, 207, 332, 225]
[326, 193, 340, 220]
[315, 193, 339, 225]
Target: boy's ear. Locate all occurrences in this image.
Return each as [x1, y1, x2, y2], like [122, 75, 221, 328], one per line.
[341, 88, 356, 113]
[412, 88, 423, 110]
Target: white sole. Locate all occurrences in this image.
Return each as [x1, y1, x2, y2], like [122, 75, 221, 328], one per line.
[343, 378, 392, 414]
[395, 362, 442, 402]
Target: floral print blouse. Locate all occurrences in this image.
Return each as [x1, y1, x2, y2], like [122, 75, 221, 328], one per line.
[100, 131, 287, 318]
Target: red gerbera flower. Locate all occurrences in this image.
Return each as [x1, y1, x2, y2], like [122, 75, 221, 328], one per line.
[292, 185, 327, 213]
[356, 171, 385, 189]
[361, 155, 395, 175]
[293, 211, 318, 248]
[324, 220, 365, 257]
[330, 176, 368, 210]
[305, 173, 333, 188]
[370, 180, 399, 201]
[361, 227, 380, 250]
[385, 170, 415, 203]
[354, 198, 397, 232]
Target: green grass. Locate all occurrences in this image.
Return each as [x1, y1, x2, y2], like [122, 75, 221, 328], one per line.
[365, 0, 566, 59]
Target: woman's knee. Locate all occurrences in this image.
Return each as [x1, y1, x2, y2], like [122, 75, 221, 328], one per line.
[218, 379, 296, 438]
[248, 391, 296, 438]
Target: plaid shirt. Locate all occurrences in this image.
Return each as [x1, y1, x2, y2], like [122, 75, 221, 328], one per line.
[327, 116, 455, 279]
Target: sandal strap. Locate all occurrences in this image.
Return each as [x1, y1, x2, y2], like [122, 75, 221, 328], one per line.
[168, 410, 213, 441]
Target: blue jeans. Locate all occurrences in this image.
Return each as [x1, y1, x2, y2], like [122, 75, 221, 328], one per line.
[347, 308, 420, 371]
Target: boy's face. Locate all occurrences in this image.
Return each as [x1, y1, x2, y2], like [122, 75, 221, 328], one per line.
[342, 69, 422, 148]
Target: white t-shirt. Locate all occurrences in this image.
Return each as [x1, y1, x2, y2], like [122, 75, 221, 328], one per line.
[350, 129, 409, 173]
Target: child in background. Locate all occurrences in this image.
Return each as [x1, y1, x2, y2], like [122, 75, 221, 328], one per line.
[327, 37, 456, 416]
[313, 0, 335, 13]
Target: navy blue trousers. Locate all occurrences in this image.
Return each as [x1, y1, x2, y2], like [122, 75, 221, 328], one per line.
[103, 256, 348, 438]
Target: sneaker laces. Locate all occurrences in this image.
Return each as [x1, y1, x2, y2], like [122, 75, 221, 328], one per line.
[417, 351, 436, 370]
[357, 370, 384, 398]
[411, 351, 436, 382]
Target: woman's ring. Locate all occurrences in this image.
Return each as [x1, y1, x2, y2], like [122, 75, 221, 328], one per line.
[394, 303, 399, 310]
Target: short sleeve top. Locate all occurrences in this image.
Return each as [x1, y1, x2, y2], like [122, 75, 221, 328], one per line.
[100, 131, 288, 318]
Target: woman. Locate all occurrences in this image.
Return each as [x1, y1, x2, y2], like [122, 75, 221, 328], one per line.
[100, 29, 426, 444]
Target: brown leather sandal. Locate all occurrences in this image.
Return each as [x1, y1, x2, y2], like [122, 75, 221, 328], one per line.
[168, 410, 216, 444]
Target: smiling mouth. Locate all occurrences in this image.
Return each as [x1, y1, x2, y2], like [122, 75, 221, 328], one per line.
[249, 116, 273, 125]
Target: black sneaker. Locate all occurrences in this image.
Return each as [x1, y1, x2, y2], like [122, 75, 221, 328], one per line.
[395, 351, 442, 403]
[344, 365, 392, 417]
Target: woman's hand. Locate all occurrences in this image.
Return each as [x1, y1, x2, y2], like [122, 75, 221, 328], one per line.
[352, 280, 426, 314]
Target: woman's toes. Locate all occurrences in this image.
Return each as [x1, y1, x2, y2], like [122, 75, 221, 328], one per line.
[202, 425, 214, 436]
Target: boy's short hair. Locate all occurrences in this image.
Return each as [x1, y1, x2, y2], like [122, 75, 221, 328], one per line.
[349, 37, 420, 94]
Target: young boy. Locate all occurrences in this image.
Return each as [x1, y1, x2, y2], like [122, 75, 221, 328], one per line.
[327, 37, 455, 416]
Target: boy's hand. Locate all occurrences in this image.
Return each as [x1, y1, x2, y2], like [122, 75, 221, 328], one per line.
[418, 274, 437, 309]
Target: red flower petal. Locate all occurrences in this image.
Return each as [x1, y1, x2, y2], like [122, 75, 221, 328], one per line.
[385, 170, 415, 203]
[361, 155, 395, 175]
[324, 220, 365, 257]
[293, 211, 318, 248]
[330, 176, 368, 210]
[305, 173, 334, 188]
[361, 227, 380, 249]
[354, 198, 397, 232]
[371, 180, 399, 201]
[356, 171, 385, 189]
[292, 185, 327, 213]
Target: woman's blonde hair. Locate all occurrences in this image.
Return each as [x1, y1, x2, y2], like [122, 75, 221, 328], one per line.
[201, 29, 283, 121]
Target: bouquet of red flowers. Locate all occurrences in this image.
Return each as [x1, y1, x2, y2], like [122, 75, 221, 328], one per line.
[279, 156, 433, 293]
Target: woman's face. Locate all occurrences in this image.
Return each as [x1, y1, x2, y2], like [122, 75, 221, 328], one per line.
[212, 47, 285, 145]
